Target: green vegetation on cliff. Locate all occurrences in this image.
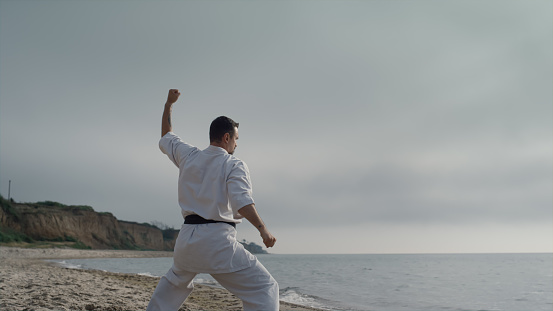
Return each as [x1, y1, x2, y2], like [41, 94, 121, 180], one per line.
[1, 195, 20, 220]
[0, 227, 33, 243]
[33, 200, 94, 212]
[0, 196, 29, 243]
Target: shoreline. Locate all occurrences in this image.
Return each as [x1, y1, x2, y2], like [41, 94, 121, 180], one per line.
[0, 246, 321, 311]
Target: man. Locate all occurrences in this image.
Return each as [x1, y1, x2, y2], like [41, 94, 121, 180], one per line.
[146, 89, 279, 311]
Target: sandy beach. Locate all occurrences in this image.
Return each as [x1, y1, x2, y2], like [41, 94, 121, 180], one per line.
[0, 247, 319, 311]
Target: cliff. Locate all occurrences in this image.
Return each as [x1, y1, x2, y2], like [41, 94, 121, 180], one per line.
[0, 197, 175, 251]
[0, 196, 266, 253]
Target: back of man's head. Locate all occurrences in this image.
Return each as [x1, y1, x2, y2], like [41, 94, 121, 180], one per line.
[210, 116, 239, 143]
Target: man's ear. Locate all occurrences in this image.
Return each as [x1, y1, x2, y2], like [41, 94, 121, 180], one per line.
[223, 132, 230, 143]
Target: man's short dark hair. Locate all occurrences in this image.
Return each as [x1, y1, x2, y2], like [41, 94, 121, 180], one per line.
[210, 116, 239, 143]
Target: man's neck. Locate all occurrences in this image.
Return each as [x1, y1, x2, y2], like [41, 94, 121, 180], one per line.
[210, 142, 229, 153]
[210, 142, 224, 149]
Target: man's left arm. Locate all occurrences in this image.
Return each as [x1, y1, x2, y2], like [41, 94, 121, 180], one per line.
[238, 204, 277, 248]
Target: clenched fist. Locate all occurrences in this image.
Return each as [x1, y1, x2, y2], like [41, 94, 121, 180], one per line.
[166, 89, 181, 105]
[260, 229, 277, 248]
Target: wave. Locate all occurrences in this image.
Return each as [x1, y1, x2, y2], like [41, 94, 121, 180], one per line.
[280, 287, 336, 310]
[137, 272, 158, 278]
[52, 260, 83, 270]
[194, 276, 223, 288]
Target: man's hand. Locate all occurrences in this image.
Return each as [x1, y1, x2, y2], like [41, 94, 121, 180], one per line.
[238, 203, 277, 248]
[166, 89, 181, 105]
[260, 228, 277, 248]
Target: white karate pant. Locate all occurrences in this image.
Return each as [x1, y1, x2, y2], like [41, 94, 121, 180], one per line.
[146, 259, 279, 311]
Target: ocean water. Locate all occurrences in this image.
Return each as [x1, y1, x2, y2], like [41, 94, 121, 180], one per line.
[53, 253, 552, 311]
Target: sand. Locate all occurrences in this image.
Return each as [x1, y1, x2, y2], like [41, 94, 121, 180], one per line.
[0, 247, 319, 311]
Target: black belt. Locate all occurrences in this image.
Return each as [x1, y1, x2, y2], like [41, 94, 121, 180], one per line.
[184, 214, 236, 228]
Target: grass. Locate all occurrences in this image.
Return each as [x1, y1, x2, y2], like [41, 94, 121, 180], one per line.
[0, 240, 92, 249]
[0, 227, 34, 243]
[72, 240, 92, 249]
[0, 239, 92, 250]
[0, 226, 91, 249]
[0, 195, 20, 221]
[34, 200, 95, 212]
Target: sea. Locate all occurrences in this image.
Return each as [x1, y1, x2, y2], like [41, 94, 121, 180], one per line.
[52, 253, 552, 311]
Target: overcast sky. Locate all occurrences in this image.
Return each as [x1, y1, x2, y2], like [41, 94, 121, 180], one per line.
[1, 0, 551, 254]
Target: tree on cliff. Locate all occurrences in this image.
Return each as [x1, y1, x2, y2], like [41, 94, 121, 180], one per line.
[241, 239, 268, 254]
[150, 220, 174, 231]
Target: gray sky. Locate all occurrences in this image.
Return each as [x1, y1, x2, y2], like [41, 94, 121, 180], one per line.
[1, 0, 551, 254]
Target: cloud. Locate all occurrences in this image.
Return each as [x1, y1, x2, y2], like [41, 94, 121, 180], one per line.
[1, 0, 551, 253]
[251, 134, 552, 228]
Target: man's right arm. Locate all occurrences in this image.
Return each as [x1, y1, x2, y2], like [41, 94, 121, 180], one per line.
[159, 88, 198, 167]
[161, 89, 181, 137]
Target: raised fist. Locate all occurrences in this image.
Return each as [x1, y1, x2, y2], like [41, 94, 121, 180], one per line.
[166, 89, 181, 105]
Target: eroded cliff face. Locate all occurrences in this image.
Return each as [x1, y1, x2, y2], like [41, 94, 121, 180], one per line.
[118, 221, 164, 250]
[0, 202, 173, 250]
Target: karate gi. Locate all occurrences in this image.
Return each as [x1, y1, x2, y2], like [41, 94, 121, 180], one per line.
[146, 132, 279, 311]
